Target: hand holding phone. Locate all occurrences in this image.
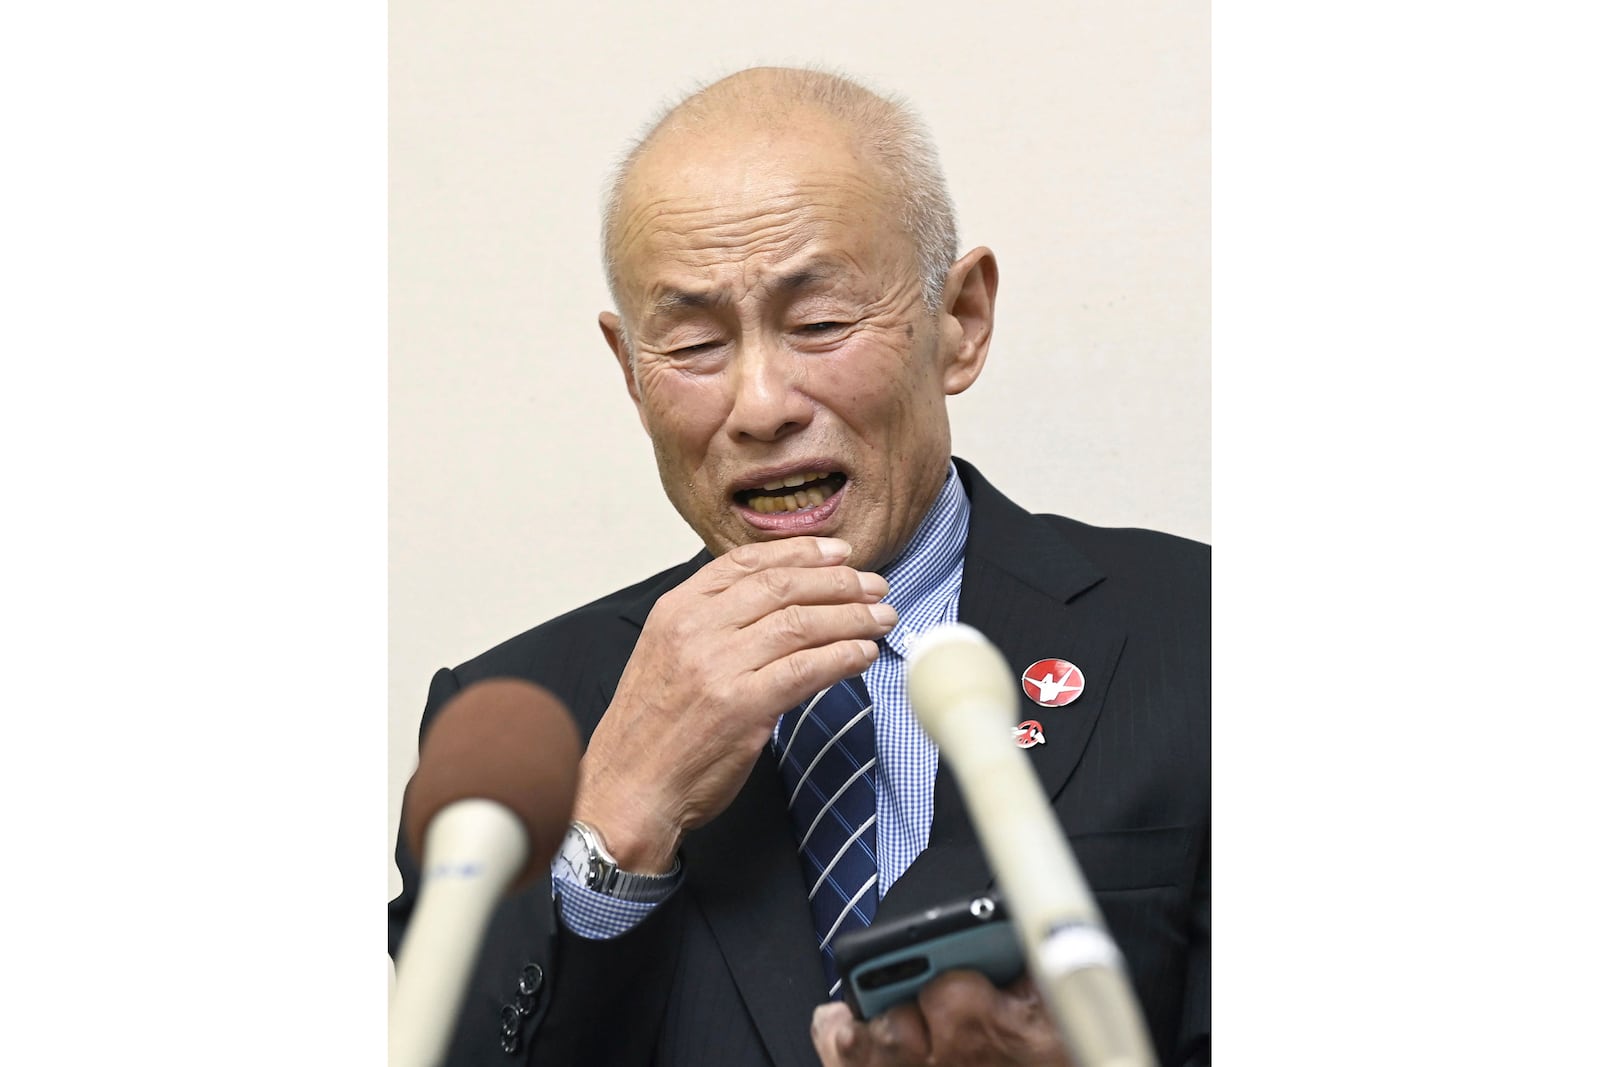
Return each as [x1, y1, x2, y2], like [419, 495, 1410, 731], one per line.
[833, 891, 1025, 1019]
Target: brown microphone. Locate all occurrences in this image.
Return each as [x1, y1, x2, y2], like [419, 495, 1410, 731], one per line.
[391, 678, 580, 1067]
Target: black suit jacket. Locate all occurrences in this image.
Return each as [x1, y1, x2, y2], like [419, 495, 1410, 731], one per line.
[389, 459, 1210, 1066]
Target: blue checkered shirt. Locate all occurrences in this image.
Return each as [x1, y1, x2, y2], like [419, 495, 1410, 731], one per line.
[555, 464, 969, 937]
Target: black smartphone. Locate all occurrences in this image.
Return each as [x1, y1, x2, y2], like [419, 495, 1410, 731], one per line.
[833, 891, 1025, 1019]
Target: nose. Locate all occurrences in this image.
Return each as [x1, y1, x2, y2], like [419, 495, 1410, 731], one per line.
[723, 338, 812, 444]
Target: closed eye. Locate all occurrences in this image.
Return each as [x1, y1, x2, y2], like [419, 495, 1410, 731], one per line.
[800, 322, 848, 333]
[669, 341, 722, 356]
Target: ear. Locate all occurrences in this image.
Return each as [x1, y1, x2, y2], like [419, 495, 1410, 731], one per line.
[599, 311, 650, 432]
[936, 246, 998, 396]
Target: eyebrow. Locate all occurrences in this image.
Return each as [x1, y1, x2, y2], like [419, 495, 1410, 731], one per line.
[647, 264, 846, 315]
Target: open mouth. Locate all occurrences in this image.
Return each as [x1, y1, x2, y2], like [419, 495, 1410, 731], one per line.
[734, 470, 848, 514]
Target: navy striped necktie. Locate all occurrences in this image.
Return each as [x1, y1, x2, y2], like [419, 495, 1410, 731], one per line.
[774, 675, 878, 997]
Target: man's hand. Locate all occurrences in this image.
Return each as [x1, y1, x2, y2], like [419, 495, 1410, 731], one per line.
[573, 536, 896, 871]
[811, 972, 1074, 1067]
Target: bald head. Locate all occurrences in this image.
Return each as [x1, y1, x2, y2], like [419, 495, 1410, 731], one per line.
[601, 68, 958, 327]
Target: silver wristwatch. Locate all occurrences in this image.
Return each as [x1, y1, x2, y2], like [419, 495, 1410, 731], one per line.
[555, 820, 681, 902]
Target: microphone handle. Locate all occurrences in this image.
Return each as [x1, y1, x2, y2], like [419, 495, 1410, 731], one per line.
[936, 695, 1156, 1067]
[390, 799, 529, 1067]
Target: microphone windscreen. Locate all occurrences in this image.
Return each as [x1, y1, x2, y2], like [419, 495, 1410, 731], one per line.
[402, 678, 580, 891]
[906, 622, 1017, 744]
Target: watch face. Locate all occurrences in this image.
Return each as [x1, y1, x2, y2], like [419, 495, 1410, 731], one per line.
[557, 826, 594, 887]
[556, 823, 677, 901]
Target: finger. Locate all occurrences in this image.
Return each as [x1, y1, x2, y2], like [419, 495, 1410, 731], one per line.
[917, 969, 1006, 1056]
[866, 1000, 931, 1061]
[695, 536, 854, 594]
[752, 638, 882, 712]
[997, 975, 1064, 1057]
[810, 1002, 863, 1066]
[744, 600, 898, 664]
[718, 565, 890, 628]
[1002, 972, 1046, 1018]
[919, 970, 1073, 1065]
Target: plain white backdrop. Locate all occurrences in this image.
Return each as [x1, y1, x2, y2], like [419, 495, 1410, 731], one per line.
[388, 1, 1211, 899]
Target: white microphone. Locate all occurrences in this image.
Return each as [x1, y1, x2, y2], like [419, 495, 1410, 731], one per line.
[390, 679, 580, 1067]
[907, 623, 1156, 1067]
[391, 801, 530, 1067]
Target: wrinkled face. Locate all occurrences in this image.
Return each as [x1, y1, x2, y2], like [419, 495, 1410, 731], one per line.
[604, 116, 965, 571]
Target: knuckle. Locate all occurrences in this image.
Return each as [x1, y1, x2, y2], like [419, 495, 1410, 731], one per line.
[920, 970, 988, 1017]
[773, 603, 809, 642]
[869, 1007, 920, 1055]
[725, 541, 765, 572]
[782, 653, 812, 692]
[646, 605, 695, 649]
[757, 568, 795, 600]
[645, 587, 678, 617]
[831, 567, 858, 599]
[650, 583, 693, 621]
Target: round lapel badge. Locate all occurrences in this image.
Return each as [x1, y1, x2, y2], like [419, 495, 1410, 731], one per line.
[1021, 658, 1085, 708]
[1014, 719, 1047, 749]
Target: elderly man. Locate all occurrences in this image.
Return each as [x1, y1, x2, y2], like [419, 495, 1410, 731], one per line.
[389, 67, 1209, 1067]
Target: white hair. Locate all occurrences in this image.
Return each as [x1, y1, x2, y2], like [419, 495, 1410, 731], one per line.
[600, 67, 959, 350]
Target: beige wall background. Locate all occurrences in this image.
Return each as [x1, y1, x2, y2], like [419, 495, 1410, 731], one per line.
[389, 1, 1209, 898]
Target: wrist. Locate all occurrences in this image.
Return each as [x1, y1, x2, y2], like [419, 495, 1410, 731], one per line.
[555, 819, 681, 904]
[573, 756, 685, 873]
[569, 801, 682, 874]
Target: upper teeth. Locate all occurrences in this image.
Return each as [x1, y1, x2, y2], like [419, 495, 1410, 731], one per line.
[760, 470, 829, 491]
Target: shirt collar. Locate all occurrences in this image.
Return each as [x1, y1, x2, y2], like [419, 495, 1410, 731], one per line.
[877, 462, 969, 658]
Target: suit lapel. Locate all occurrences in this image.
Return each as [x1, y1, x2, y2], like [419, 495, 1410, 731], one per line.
[681, 750, 827, 1067]
[883, 461, 1128, 915]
